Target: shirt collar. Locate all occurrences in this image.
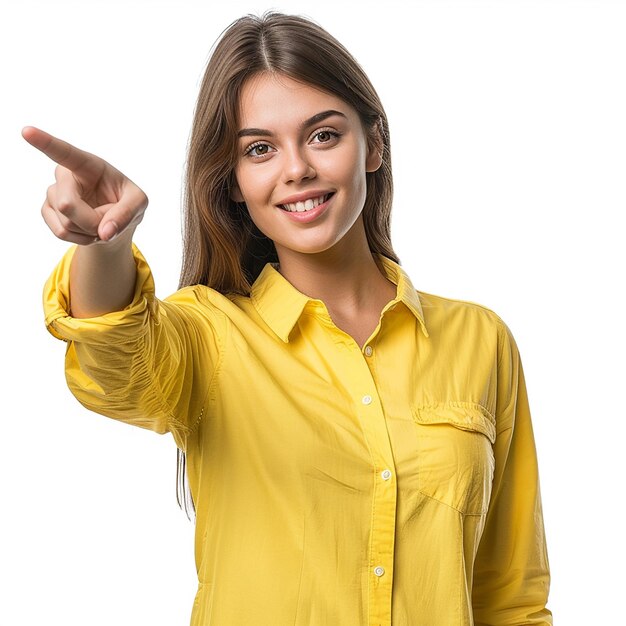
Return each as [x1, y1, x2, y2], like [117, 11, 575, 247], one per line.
[250, 254, 429, 343]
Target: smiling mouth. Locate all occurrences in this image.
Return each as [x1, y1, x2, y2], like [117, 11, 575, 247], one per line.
[278, 193, 333, 213]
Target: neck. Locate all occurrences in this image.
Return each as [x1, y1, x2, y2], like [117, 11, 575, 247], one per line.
[273, 219, 395, 318]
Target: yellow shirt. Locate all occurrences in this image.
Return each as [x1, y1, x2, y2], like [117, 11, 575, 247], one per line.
[44, 244, 553, 626]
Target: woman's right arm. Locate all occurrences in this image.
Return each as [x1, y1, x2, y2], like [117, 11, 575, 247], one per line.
[22, 126, 148, 317]
[27, 127, 222, 448]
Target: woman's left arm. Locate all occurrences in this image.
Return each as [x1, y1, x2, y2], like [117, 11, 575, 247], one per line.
[471, 321, 553, 625]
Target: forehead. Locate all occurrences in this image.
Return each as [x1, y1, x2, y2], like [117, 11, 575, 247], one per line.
[237, 72, 358, 129]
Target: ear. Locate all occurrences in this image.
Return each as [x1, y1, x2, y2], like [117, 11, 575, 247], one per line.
[365, 117, 384, 173]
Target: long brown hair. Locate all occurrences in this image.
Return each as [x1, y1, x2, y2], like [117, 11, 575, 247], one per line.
[177, 11, 399, 518]
[179, 11, 398, 295]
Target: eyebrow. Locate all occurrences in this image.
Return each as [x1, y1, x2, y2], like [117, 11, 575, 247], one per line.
[237, 109, 348, 138]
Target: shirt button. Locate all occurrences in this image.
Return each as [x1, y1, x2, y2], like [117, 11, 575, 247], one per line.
[364, 345, 373, 357]
[381, 469, 392, 481]
[374, 566, 385, 577]
[362, 395, 373, 405]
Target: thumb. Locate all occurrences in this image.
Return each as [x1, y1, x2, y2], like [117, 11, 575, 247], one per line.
[95, 188, 147, 242]
[98, 218, 120, 241]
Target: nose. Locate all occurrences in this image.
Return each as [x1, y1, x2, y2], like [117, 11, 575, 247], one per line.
[281, 145, 316, 184]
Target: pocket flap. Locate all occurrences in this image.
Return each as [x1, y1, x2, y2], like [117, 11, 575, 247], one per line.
[412, 402, 496, 444]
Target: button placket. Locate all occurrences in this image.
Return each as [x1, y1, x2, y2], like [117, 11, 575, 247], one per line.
[339, 344, 394, 625]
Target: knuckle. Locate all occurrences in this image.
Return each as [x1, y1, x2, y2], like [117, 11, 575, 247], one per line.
[52, 224, 70, 240]
[56, 197, 74, 215]
[123, 205, 136, 222]
[114, 207, 133, 228]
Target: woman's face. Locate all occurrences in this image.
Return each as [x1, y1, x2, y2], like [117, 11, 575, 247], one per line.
[232, 72, 381, 260]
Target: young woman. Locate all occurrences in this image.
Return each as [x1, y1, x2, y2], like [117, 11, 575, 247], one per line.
[25, 12, 553, 626]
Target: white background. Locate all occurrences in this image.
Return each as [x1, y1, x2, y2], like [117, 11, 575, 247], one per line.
[1, 0, 624, 623]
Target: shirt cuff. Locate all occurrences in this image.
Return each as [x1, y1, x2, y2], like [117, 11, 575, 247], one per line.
[43, 242, 158, 344]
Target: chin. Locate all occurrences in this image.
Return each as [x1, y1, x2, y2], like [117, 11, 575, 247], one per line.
[275, 235, 345, 257]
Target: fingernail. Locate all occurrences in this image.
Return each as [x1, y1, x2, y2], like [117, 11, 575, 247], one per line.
[101, 221, 119, 241]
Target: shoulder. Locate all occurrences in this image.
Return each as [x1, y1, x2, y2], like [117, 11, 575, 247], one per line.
[417, 288, 506, 328]
[416, 288, 516, 354]
[162, 283, 231, 304]
[161, 284, 256, 324]
[158, 284, 233, 325]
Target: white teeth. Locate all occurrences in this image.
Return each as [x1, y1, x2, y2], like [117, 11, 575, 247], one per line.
[282, 194, 329, 212]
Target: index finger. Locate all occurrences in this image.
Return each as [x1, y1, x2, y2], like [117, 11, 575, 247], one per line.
[22, 126, 102, 175]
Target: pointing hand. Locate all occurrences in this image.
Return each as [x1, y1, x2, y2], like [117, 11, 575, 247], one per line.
[23, 126, 148, 245]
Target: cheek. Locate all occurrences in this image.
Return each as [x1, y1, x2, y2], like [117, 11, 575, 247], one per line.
[341, 157, 369, 207]
[236, 165, 277, 206]
[324, 144, 368, 192]
[239, 182, 278, 236]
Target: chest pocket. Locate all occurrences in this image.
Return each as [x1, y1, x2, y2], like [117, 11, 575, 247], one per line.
[411, 402, 496, 515]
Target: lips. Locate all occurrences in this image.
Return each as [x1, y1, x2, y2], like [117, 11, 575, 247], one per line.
[279, 193, 333, 213]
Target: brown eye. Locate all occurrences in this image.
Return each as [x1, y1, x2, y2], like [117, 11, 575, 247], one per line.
[245, 142, 275, 158]
[311, 129, 340, 145]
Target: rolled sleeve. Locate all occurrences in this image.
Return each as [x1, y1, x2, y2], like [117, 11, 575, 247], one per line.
[471, 321, 553, 625]
[44, 243, 157, 344]
[43, 243, 223, 450]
